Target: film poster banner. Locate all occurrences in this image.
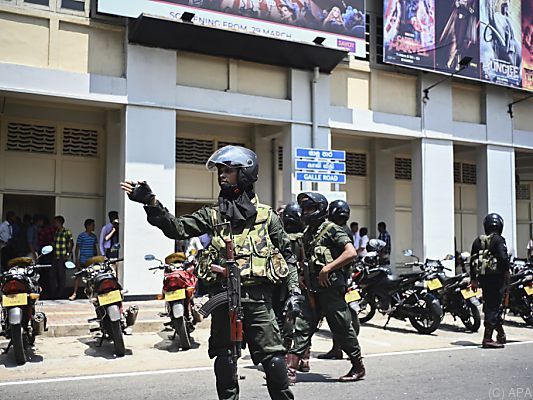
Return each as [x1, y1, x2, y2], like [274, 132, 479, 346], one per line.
[480, 0, 522, 88]
[435, 0, 480, 79]
[523, 0, 533, 90]
[383, 0, 436, 68]
[98, 0, 367, 57]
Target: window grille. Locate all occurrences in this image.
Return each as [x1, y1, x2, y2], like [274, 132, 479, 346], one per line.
[394, 158, 411, 180]
[454, 162, 461, 184]
[176, 138, 213, 164]
[346, 152, 367, 176]
[218, 141, 245, 149]
[517, 184, 530, 200]
[6, 122, 56, 154]
[461, 163, 477, 185]
[62, 127, 98, 157]
[278, 146, 283, 170]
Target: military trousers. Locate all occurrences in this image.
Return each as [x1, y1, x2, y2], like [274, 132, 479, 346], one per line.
[290, 285, 361, 359]
[208, 288, 293, 400]
[479, 274, 505, 329]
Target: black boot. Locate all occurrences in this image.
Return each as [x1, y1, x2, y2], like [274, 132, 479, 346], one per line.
[298, 347, 310, 372]
[482, 327, 504, 349]
[495, 325, 506, 345]
[318, 339, 343, 359]
[339, 355, 365, 382]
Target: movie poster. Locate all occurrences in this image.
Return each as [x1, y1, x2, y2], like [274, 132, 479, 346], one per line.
[434, 0, 480, 78]
[480, 0, 522, 87]
[383, 0, 436, 68]
[522, 0, 533, 90]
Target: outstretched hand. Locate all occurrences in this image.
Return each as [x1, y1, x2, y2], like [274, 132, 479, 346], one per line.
[120, 180, 156, 205]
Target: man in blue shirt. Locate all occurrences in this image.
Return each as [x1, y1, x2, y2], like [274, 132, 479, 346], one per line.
[377, 221, 392, 264]
[69, 219, 98, 300]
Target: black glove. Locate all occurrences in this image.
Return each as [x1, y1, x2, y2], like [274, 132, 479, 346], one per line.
[128, 181, 155, 205]
[284, 288, 304, 319]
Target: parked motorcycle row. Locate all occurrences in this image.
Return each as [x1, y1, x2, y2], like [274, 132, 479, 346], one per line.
[347, 240, 533, 335]
[1, 244, 532, 366]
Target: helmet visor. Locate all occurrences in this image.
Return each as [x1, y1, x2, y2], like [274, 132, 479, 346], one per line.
[206, 146, 255, 172]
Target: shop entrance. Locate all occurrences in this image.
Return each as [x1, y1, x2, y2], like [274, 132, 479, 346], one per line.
[2, 194, 55, 222]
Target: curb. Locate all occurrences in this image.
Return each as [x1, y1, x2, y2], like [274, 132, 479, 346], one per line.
[44, 318, 212, 337]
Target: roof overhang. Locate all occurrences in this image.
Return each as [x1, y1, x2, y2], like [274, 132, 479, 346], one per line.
[128, 14, 348, 74]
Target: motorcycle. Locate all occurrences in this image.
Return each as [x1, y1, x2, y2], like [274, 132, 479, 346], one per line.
[410, 252, 481, 332]
[1, 245, 55, 365]
[73, 251, 138, 357]
[504, 265, 533, 326]
[351, 249, 443, 334]
[144, 252, 199, 350]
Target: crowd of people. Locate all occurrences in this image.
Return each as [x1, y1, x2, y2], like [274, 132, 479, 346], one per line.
[0, 210, 120, 300]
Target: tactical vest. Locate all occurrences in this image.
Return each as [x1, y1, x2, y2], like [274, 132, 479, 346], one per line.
[307, 221, 335, 273]
[196, 204, 289, 284]
[472, 234, 499, 276]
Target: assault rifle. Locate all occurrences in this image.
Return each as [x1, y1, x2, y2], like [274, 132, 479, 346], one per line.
[299, 244, 318, 322]
[199, 222, 243, 383]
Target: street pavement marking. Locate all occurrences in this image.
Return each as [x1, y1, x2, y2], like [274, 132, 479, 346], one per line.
[1, 340, 532, 387]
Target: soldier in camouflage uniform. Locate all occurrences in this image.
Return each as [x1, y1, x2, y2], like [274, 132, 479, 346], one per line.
[121, 146, 302, 400]
[318, 199, 361, 360]
[287, 192, 365, 383]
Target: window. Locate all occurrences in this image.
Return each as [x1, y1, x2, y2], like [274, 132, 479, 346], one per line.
[454, 162, 477, 185]
[517, 184, 530, 200]
[62, 127, 98, 157]
[394, 158, 411, 180]
[346, 152, 367, 176]
[6, 122, 56, 154]
[176, 138, 213, 164]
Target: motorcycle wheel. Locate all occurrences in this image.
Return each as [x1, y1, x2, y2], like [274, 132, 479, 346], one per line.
[110, 320, 126, 357]
[174, 317, 191, 350]
[11, 324, 26, 365]
[358, 294, 377, 324]
[521, 299, 533, 326]
[409, 296, 441, 334]
[461, 301, 481, 332]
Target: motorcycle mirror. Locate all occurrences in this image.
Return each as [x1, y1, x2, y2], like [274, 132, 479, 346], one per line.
[403, 249, 413, 257]
[112, 243, 121, 250]
[144, 254, 156, 261]
[65, 261, 76, 269]
[460, 251, 471, 259]
[41, 245, 53, 255]
[444, 254, 454, 261]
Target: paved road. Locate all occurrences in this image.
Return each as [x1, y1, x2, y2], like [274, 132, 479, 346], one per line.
[1, 342, 532, 400]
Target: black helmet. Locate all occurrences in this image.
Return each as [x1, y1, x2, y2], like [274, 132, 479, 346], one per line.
[483, 213, 504, 235]
[328, 200, 350, 225]
[282, 202, 304, 233]
[206, 145, 259, 188]
[297, 192, 328, 225]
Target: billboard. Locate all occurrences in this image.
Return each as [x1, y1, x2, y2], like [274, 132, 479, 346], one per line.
[383, 0, 531, 92]
[98, 0, 367, 57]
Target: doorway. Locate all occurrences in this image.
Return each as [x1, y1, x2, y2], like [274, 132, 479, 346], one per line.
[2, 194, 55, 221]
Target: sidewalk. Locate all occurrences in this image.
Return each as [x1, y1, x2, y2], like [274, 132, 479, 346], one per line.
[40, 298, 209, 337]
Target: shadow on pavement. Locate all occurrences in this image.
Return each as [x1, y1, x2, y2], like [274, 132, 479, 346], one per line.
[0, 345, 44, 368]
[153, 329, 200, 352]
[438, 322, 477, 333]
[450, 340, 478, 347]
[77, 336, 133, 359]
[362, 322, 437, 336]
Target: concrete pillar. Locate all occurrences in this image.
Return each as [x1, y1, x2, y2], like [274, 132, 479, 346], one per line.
[121, 45, 177, 296]
[105, 110, 124, 223]
[411, 138, 455, 268]
[282, 69, 332, 203]
[253, 126, 281, 207]
[475, 86, 516, 254]
[476, 146, 516, 254]
[370, 140, 396, 268]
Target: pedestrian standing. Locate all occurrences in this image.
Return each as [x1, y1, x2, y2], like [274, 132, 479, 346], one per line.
[357, 227, 369, 257]
[350, 221, 360, 249]
[51, 216, 74, 299]
[69, 219, 98, 300]
[470, 213, 510, 348]
[377, 221, 392, 264]
[100, 211, 120, 259]
[0, 211, 16, 271]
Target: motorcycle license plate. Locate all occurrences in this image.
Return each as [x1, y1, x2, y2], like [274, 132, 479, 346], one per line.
[345, 290, 361, 303]
[461, 288, 477, 300]
[98, 290, 122, 306]
[2, 293, 28, 307]
[165, 289, 186, 302]
[427, 279, 442, 291]
[525, 285, 533, 296]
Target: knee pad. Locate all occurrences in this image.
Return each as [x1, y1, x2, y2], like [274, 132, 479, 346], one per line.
[262, 354, 289, 390]
[214, 355, 235, 387]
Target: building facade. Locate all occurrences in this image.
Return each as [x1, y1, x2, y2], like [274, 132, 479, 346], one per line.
[1, 0, 532, 295]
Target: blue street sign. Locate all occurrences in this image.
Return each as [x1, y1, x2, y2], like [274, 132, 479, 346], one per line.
[296, 172, 346, 184]
[295, 148, 346, 161]
[296, 160, 346, 172]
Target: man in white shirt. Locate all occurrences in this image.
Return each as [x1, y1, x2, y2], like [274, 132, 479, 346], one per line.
[357, 227, 369, 258]
[350, 222, 361, 249]
[0, 211, 16, 270]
